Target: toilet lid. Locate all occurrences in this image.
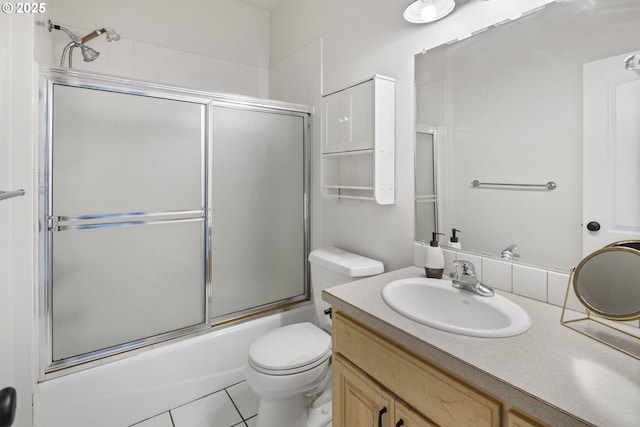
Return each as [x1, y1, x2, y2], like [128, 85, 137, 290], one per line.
[249, 323, 331, 373]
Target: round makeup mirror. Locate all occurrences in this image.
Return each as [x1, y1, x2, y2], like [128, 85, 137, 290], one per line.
[573, 241, 640, 321]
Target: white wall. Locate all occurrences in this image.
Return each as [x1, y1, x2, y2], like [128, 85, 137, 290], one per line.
[269, 0, 555, 271]
[0, 11, 38, 427]
[49, 0, 271, 97]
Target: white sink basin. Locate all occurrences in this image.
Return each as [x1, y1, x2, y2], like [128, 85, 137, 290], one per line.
[382, 277, 531, 338]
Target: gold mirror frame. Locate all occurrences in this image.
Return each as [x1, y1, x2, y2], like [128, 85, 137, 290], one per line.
[573, 244, 640, 321]
[561, 241, 640, 360]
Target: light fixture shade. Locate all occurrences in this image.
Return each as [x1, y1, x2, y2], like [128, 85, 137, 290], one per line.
[404, 0, 456, 24]
[80, 45, 100, 62]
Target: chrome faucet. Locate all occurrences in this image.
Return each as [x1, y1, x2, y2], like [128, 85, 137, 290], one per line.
[450, 260, 494, 297]
[501, 244, 520, 260]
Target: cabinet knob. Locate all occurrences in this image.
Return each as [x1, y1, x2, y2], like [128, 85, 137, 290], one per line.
[395, 419, 405, 427]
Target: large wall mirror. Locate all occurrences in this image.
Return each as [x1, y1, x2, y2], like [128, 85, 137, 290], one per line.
[415, 0, 640, 269]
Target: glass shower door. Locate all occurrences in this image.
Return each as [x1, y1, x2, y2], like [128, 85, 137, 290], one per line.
[210, 105, 308, 320]
[48, 84, 209, 367]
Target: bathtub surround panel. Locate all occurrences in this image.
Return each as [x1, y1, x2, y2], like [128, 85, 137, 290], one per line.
[53, 0, 270, 70]
[50, 24, 269, 98]
[50, 0, 270, 96]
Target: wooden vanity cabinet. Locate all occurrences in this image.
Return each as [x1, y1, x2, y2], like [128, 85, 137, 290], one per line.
[332, 312, 548, 427]
[334, 354, 436, 427]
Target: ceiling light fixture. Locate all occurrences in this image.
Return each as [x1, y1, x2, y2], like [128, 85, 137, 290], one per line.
[404, 0, 456, 24]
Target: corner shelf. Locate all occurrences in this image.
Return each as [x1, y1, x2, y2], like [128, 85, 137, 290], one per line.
[320, 75, 395, 204]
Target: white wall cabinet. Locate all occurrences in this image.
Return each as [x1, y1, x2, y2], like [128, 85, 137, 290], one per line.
[321, 75, 395, 204]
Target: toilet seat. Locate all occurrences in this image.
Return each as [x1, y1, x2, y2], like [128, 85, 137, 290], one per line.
[249, 322, 331, 376]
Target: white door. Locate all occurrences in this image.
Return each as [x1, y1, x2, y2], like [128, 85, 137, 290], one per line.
[583, 51, 640, 255]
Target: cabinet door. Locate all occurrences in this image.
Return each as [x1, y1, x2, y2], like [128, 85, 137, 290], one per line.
[322, 91, 348, 153]
[348, 79, 375, 151]
[505, 410, 546, 427]
[334, 313, 501, 427]
[334, 355, 395, 427]
[395, 401, 438, 427]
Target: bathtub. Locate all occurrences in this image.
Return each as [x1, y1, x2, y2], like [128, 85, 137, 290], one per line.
[36, 305, 314, 427]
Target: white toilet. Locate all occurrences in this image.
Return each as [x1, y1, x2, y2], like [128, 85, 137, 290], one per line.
[245, 247, 384, 427]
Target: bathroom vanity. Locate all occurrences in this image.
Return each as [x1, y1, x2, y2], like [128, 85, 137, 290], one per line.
[323, 267, 640, 427]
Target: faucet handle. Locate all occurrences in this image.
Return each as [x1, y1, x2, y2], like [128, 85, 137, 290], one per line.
[453, 260, 476, 276]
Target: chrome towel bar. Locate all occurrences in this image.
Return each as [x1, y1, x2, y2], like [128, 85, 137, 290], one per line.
[471, 180, 557, 190]
[0, 189, 25, 202]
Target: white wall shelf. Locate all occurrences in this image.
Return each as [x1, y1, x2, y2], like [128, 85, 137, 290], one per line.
[321, 75, 395, 204]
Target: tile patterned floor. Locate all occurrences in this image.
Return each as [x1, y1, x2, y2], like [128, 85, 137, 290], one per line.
[130, 380, 259, 427]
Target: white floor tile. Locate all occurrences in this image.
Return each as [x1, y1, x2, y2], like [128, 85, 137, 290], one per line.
[245, 416, 257, 427]
[131, 412, 174, 427]
[226, 381, 259, 420]
[171, 390, 243, 427]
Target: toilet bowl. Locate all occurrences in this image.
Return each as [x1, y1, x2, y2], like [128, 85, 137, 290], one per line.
[245, 247, 384, 427]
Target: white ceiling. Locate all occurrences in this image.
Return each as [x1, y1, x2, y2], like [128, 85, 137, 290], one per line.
[235, 0, 284, 12]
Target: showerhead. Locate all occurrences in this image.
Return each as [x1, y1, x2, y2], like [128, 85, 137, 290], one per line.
[80, 45, 100, 62]
[48, 19, 120, 68]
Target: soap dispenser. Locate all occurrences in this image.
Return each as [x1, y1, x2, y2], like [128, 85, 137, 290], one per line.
[449, 228, 462, 249]
[424, 232, 445, 279]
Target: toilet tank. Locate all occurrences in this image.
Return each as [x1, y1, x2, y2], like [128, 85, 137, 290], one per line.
[308, 247, 384, 332]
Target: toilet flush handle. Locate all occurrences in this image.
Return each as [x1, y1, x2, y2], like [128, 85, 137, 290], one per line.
[323, 308, 332, 319]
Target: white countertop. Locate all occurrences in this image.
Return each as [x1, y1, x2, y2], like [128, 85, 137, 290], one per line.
[323, 266, 640, 427]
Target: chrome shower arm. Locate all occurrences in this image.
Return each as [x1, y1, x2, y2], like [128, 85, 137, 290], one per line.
[48, 20, 81, 43]
[60, 42, 75, 67]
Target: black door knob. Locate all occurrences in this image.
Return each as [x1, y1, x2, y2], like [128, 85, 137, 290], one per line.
[586, 221, 601, 231]
[0, 387, 16, 427]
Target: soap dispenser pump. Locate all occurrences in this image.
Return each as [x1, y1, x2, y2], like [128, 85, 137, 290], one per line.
[424, 232, 445, 279]
[449, 228, 462, 249]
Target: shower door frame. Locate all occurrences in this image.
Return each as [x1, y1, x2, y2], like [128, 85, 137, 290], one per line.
[38, 67, 312, 379]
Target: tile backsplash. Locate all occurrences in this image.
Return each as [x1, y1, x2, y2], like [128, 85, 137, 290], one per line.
[415, 243, 574, 310]
[414, 243, 640, 328]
